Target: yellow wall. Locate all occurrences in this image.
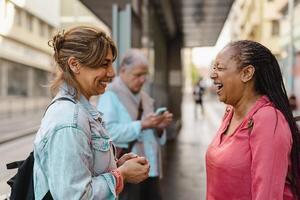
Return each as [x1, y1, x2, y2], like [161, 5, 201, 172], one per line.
[229, 0, 282, 56]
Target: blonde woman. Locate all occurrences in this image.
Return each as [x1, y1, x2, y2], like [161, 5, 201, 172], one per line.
[33, 26, 149, 200]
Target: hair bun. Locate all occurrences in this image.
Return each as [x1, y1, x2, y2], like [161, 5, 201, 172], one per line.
[48, 31, 65, 54]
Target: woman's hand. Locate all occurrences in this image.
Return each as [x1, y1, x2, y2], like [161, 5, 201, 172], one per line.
[116, 153, 138, 167]
[118, 157, 150, 184]
[141, 114, 164, 130]
[157, 111, 173, 129]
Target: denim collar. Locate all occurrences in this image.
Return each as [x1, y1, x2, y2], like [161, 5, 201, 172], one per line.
[79, 95, 103, 121]
[54, 83, 103, 121]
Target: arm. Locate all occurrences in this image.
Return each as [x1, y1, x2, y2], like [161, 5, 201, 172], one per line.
[250, 107, 292, 200]
[47, 126, 117, 200]
[97, 91, 141, 145]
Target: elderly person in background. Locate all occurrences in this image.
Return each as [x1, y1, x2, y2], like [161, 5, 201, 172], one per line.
[97, 49, 173, 200]
[206, 40, 300, 199]
[33, 26, 149, 200]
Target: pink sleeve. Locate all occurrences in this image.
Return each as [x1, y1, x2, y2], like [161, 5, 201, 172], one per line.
[249, 107, 291, 200]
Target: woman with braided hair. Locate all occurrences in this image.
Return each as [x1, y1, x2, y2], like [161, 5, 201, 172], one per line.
[206, 40, 300, 199]
[33, 26, 149, 199]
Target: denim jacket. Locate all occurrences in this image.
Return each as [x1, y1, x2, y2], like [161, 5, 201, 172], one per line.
[33, 84, 117, 200]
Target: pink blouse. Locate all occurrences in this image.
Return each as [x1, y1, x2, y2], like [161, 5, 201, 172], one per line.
[206, 96, 295, 200]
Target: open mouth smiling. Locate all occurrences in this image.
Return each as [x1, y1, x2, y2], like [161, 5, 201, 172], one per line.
[214, 82, 223, 94]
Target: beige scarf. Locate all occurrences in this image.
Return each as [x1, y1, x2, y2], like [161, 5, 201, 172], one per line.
[108, 77, 154, 120]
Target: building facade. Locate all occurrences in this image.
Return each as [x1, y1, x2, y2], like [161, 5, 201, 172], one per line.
[0, 0, 60, 116]
[60, 0, 110, 34]
[225, 0, 282, 57]
[218, 0, 300, 110]
[278, 0, 300, 105]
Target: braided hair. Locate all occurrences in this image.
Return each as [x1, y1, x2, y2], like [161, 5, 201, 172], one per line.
[228, 40, 300, 198]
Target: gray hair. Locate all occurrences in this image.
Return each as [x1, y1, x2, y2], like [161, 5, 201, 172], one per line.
[120, 49, 148, 70]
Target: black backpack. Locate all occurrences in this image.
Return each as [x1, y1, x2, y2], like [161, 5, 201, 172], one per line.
[6, 152, 52, 200]
[6, 97, 75, 200]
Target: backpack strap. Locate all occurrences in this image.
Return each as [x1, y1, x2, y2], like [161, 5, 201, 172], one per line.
[43, 97, 76, 116]
[6, 97, 75, 200]
[6, 161, 24, 170]
[6, 97, 75, 170]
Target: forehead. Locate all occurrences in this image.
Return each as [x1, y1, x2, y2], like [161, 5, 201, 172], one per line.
[128, 64, 148, 72]
[215, 46, 237, 65]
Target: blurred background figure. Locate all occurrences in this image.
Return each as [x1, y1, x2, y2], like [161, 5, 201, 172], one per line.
[289, 94, 300, 126]
[289, 94, 298, 114]
[97, 49, 173, 200]
[193, 78, 205, 119]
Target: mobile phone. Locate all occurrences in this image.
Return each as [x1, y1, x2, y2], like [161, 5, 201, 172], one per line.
[155, 107, 167, 115]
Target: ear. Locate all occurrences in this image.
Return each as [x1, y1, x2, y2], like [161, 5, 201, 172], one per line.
[67, 57, 80, 74]
[240, 65, 255, 83]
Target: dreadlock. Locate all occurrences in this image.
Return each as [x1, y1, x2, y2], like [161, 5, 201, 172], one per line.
[229, 40, 300, 198]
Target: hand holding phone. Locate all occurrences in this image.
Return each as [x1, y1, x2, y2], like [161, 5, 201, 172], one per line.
[155, 107, 167, 116]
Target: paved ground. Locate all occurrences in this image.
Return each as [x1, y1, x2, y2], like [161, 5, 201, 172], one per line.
[0, 134, 34, 198]
[161, 93, 225, 200]
[0, 111, 42, 144]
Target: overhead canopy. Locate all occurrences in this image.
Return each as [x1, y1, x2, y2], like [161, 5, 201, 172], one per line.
[79, 0, 234, 47]
[169, 0, 234, 47]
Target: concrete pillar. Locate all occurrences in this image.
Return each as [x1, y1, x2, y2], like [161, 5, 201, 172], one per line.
[148, 5, 183, 139]
[149, 5, 168, 107]
[166, 36, 183, 139]
[112, 4, 132, 73]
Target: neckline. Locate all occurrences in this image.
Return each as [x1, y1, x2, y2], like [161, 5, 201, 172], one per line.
[217, 95, 269, 146]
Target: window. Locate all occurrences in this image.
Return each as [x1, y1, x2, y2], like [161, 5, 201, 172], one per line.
[39, 20, 45, 37]
[33, 68, 49, 97]
[26, 13, 33, 32]
[7, 63, 28, 96]
[48, 25, 53, 38]
[271, 20, 279, 36]
[14, 6, 22, 26]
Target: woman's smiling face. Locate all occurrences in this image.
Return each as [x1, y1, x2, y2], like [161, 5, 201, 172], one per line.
[75, 48, 115, 99]
[210, 46, 246, 105]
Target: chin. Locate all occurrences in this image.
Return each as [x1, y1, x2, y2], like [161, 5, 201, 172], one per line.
[218, 95, 225, 103]
[132, 88, 141, 94]
[98, 90, 105, 95]
[95, 89, 105, 95]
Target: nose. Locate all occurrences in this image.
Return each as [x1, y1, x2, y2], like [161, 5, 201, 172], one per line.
[107, 66, 115, 78]
[210, 68, 217, 80]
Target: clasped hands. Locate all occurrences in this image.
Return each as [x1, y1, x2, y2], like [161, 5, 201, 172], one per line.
[117, 153, 150, 184]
